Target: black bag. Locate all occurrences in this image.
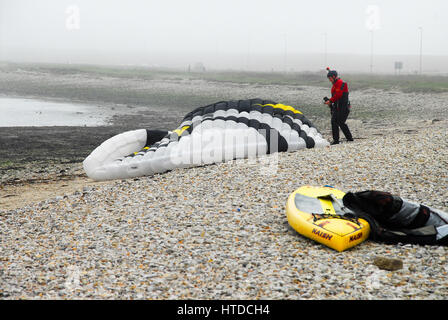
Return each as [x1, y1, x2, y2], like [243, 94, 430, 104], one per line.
[342, 191, 442, 245]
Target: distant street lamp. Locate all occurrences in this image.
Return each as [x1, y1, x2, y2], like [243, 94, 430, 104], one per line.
[418, 27, 423, 75]
[283, 33, 287, 74]
[365, 5, 381, 74]
[370, 30, 374, 74]
[323, 32, 328, 67]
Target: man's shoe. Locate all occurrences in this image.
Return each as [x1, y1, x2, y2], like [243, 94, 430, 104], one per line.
[347, 138, 354, 142]
[330, 141, 339, 145]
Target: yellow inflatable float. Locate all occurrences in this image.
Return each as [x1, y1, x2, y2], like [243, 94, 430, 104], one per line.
[286, 186, 370, 252]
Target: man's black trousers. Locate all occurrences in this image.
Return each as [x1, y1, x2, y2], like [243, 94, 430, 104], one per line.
[331, 105, 353, 142]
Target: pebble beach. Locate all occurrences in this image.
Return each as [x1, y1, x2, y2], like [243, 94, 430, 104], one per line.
[1, 68, 448, 300]
[1, 123, 448, 300]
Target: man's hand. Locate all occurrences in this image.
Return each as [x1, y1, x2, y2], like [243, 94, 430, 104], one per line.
[324, 100, 332, 106]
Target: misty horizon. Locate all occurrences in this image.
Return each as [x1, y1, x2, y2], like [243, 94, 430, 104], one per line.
[1, 0, 447, 74]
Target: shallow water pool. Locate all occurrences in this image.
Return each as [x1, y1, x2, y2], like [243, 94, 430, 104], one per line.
[0, 97, 110, 127]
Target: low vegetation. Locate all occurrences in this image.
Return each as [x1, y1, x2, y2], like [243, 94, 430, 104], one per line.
[1, 62, 447, 93]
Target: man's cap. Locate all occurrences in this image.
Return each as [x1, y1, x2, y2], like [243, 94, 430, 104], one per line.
[326, 67, 338, 78]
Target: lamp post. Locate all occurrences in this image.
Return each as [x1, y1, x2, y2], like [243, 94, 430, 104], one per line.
[324, 32, 328, 67]
[418, 27, 423, 75]
[365, 5, 380, 74]
[283, 33, 287, 74]
[370, 30, 374, 74]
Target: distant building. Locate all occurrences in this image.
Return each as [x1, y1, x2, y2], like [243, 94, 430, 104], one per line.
[192, 62, 206, 73]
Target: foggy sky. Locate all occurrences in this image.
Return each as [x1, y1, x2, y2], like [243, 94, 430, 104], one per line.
[1, 0, 447, 72]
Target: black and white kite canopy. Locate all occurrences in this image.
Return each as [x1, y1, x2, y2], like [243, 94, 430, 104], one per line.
[83, 99, 329, 181]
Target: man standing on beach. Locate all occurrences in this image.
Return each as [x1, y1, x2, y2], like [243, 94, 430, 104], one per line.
[324, 67, 354, 145]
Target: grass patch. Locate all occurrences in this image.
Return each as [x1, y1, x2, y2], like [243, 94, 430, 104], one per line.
[1, 61, 447, 94]
[343, 73, 448, 93]
[0, 160, 14, 168]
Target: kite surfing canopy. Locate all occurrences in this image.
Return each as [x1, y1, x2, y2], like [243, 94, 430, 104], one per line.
[83, 98, 329, 181]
